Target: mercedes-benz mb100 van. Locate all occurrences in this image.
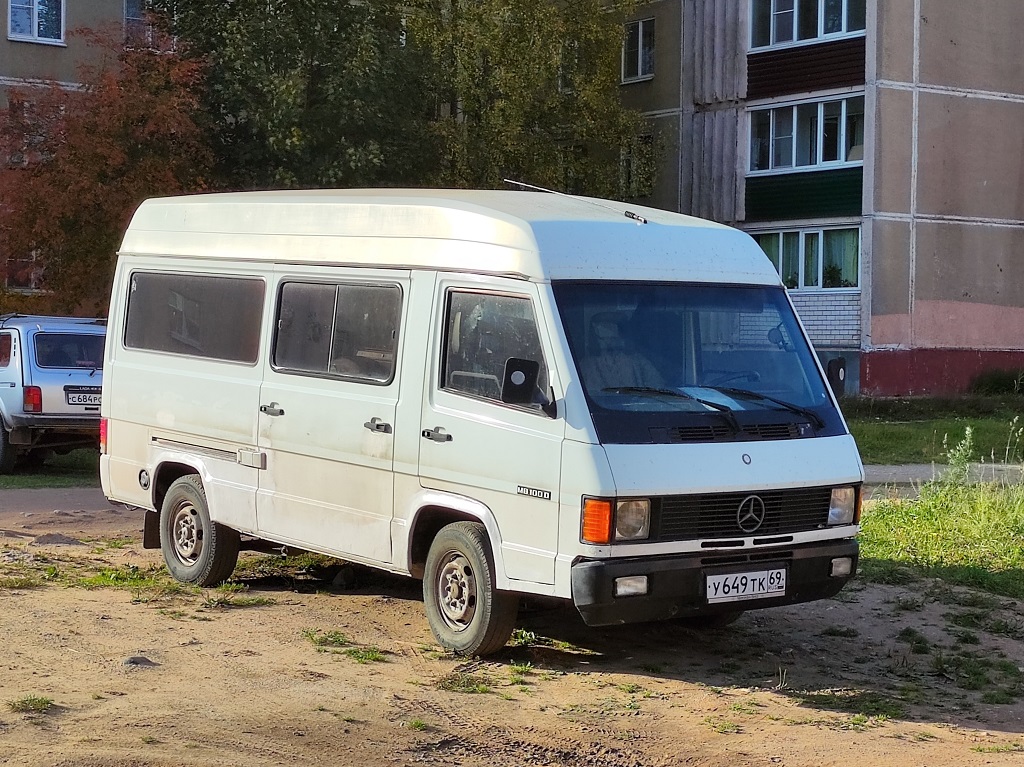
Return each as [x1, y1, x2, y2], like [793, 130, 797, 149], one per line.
[101, 189, 862, 655]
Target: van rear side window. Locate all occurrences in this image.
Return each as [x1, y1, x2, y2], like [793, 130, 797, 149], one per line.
[273, 281, 401, 384]
[125, 272, 265, 363]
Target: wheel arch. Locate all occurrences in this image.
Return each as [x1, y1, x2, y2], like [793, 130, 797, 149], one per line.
[406, 493, 508, 587]
[152, 460, 204, 513]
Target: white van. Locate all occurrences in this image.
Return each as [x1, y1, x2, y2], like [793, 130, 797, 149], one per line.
[101, 189, 862, 655]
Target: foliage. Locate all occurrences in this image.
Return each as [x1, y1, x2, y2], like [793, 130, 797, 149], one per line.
[0, 27, 211, 313]
[150, 0, 439, 189]
[150, 0, 651, 196]
[408, 0, 649, 195]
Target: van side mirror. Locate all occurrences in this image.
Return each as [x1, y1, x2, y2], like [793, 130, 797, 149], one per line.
[500, 357, 540, 406]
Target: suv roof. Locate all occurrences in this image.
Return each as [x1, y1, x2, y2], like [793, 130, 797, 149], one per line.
[0, 314, 107, 332]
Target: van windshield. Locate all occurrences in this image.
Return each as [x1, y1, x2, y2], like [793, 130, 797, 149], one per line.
[551, 282, 844, 444]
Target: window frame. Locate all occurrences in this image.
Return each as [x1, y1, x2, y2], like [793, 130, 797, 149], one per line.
[750, 225, 861, 291]
[270, 279, 404, 387]
[749, 0, 865, 51]
[621, 17, 655, 83]
[748, 93, 865, 174]
[439, 287, 551, 414]
[8, 0, 65, 45]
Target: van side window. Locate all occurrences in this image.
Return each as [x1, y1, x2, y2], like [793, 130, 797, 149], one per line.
[273, 281, 401, 384]
[125, 273, 265, 363]
[442, 291, 549, 405]
[0, 334, 10, 367]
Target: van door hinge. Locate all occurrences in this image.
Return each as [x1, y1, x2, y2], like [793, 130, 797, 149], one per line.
[237, 449, 267, 470]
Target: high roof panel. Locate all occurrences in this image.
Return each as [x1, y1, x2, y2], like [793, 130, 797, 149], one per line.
[120, 189, 781, 285]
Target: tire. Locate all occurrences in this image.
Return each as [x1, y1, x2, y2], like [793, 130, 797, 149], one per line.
[159, 475, 240, 587]
[0, 428, 18, 474]
[675, 610, 744, 630]
[17, 448, 51, 470]
[423, 521, 519, 656]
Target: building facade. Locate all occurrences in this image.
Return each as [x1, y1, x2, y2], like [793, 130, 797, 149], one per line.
[623, 0, 1024, 395]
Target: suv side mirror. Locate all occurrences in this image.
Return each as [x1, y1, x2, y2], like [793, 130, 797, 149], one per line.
[500, 357, 540, 406]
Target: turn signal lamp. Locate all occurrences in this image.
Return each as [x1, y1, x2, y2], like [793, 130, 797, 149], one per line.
[100, 418, 108, 454]
[581, 498, 613, 544]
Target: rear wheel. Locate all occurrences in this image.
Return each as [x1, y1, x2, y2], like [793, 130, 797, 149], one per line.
[423, 521, 519, 656]
[159, 475, 239, 587]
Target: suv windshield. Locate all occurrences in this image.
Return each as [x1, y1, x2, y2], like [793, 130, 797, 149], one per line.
[552, 282, 844, 444]
[34, 333, 105, 369]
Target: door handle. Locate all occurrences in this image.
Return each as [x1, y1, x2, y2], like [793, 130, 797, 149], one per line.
[363, 417, 393, 434]
[259, 402, 285, 417]
[421, 426, 453, 443]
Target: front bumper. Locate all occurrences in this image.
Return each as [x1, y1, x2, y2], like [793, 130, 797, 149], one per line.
[571, 539, 858, 626]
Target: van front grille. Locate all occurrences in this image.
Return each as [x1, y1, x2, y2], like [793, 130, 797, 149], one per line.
[660, 422, 806, 443]
[653, 487, 832, 542]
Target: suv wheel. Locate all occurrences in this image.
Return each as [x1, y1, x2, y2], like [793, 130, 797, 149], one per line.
[0, 429, 18, 474]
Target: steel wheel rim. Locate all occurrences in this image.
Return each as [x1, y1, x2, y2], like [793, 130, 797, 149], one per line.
[170, 501, 202, 565]
[435, 551, 477, 632]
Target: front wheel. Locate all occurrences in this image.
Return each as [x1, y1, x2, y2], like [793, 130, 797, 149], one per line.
[159, 475, 239, 587]
[423, 521, 519, 656]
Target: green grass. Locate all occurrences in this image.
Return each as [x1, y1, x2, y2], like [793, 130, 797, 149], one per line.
[8, 695, 53, 714]
[0, 448, 99, 488]
[842, 395, 1024, 465]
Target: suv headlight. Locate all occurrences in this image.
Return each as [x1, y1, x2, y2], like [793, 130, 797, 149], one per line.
[615, 499, 651, 541]
[827, 486, 859, 526]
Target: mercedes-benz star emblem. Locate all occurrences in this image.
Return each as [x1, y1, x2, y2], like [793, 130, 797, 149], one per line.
[737, 495, 767, 534]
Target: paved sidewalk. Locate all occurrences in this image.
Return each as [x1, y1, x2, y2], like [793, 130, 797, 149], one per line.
[863, 462, 1024, 497]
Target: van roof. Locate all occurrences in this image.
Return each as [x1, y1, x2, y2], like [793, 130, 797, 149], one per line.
[120, 189, 781, 285]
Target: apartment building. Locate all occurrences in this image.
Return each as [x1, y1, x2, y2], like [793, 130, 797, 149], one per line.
[622, 0, 1024, 395]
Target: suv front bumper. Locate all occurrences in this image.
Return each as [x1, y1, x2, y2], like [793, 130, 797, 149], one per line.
[571, 539, 858, 626]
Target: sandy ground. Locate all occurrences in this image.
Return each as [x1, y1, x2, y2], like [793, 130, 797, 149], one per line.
[1, 488, 1024, 766]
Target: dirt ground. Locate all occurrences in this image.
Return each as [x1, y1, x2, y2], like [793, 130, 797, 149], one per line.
[2, 488, 1024, 767]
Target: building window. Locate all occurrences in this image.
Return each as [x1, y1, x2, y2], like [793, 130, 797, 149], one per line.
[8, 0, 64, 44]
[622, 18, 654, 82]
[750, 0, 865, 50]
[750, 95, 863, 172]
[125, 0, 152, 47]
[752, 227, 859, 289]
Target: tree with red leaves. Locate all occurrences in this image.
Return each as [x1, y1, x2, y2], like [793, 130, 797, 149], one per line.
[0, 27, 212, 315]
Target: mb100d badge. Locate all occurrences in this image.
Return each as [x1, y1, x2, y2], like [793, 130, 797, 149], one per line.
[517, 486, 552, 500]
[737, 495, 767, 533]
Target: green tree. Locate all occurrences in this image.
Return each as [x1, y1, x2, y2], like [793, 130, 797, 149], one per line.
[0, 28, 211, 313]
[151, 0, 439, 189]
[409, 0, 649, 196]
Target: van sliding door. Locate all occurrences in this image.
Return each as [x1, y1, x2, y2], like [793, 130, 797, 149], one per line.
[255, 269, 408, 564]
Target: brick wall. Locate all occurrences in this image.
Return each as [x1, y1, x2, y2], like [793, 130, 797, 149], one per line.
[789, 291, 861, 349]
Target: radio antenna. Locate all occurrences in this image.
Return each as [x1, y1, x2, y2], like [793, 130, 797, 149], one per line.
[502, 179, 648, 224]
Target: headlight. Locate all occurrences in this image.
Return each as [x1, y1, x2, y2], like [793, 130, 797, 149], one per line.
[827, 486, 858, 526]
[615, 499, 651, 541]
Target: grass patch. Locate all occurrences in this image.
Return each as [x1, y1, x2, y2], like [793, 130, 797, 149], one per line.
[344, 646, 387, 664]
[302, 629, 351, 648]
[0, 574, 44, 590]
[787, 688, 906, 719]
[820, 626, 859, 638]
[0, 449, 99, 489]
[703, 716, 741, 734]
[859, 429, 1024, 599]
[8, 695, 53, 714]
[436, 672, 491, 694]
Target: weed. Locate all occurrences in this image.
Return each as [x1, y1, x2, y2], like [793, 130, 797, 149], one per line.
[952, 629, 980, 645]
[639, 662, 664, 673]
[141, 736, 160, 745]
[0, 575, 42, 589]
[436, 672, 491, 694]
[618, 683, 644, 695]
[981, 689, 1018, 704]
[973, 742, 1024, 753]
[729, 701, 763, 715]
[704, 716, 741, 734]
[509, 661, 533, 676]
[895, 627, 931, 654]
[9, 695, 53, 713]
[344, 646, 387, 664]
[302, 629, 351, 648]
[407, 719, 427, 731]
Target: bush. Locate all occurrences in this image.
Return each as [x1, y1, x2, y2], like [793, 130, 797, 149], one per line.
[970, 369, 1024, 396]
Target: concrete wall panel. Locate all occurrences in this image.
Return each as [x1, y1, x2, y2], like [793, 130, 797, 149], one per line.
[915, 222, 1024, 308]
[868, 218, 911, 317]
[875, 0, 916, 84]
[916, 93, 1024, 220]
[872, 87, 913, 215]
[919, 0, 1024, 95]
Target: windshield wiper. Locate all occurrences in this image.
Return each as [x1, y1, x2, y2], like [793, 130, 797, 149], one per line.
[602, 387, 741, 433]
[704, 387, 825, 430]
